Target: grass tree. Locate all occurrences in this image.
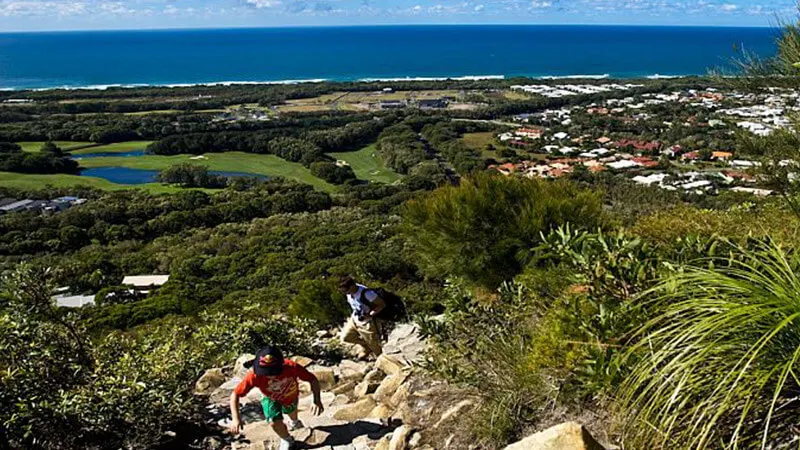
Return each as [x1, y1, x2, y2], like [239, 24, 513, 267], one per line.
[618, 241, 800, 449]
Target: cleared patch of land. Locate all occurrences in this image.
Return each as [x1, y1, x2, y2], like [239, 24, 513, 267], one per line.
[329, 144, 401, 184]
[277, 89, 473, 113]
[71, 141, 153, 155]
[0, 171, 189, 194]
[18, 141, 94, 153]
[502, 91, 533, 100]
[77, 152, 336, 192]
[461, 132, 504, 159]
[123, 109, 227, 116]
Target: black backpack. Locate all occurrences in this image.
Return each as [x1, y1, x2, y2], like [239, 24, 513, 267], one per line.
[357, 287, 407, 322]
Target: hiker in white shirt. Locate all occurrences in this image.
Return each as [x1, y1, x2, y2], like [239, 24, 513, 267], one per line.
[338, 277, 385, 359]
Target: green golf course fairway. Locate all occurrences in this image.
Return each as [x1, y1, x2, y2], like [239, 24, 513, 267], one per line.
[71, 141, 154, 154]
[329, 144, 401, 184]
[18, 141, 95, 153]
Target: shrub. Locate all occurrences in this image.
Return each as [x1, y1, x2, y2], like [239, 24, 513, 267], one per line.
[618, 241, 800, 449]
[0, 265, 317, 449]
[418, 281, 559, 446]
[402, 173, 604, 288]
[288, 279, 350, 327]
[309, 161, 356, 185]
[156, 163, 227, 188]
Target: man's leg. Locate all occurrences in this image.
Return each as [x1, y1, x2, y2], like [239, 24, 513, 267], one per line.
[356, 319, 383, 357]
[271, 420, 291, 441]
[340, 316, 370, 357]
[284, 401, 303, 431]
[262, 397, 293, 441]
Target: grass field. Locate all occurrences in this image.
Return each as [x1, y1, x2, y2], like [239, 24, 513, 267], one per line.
[330, 145, 401, 184]
[0, 172, 189, 194]
[461, 132, 505, 159]
[71, 141, 153, 155]
[281, 90, 469, 112]
[18, 141, 95, 153]
[77, 152, 336, 192]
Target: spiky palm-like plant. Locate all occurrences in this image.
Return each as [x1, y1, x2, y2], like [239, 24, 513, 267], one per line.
[618, 242, 800, 449]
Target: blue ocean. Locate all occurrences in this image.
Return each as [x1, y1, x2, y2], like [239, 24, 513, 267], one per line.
[0, 25, 779, 90]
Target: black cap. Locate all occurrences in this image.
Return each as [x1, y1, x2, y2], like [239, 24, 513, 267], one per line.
[253, 346, 284, 377]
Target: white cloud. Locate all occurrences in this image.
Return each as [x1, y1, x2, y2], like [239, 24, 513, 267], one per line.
[245, 0, 282, 8]
[720, 3, 738, 11]
[530, 0, 552, 8]
[100, 2, 135, 15]
[0, 0, 87, 17]
[474, 3, 484, 11]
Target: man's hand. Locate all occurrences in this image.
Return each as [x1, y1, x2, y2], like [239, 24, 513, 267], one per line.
[311, 400, 325, 416]
[228, 419, 242, 435]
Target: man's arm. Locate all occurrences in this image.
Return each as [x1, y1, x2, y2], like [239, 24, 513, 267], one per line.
[365, 293, 386, 320]
[309, 376, 325, 415]
[229, 391, 243, 434]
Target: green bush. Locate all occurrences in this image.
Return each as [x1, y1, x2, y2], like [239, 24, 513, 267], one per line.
[418, 281, 559, 446]
[402, 173, 605, 288]
[618, 241, 800, 449]
[0, 265, 317, 449]
[309, 161, 356, 185]
[288, 279, 349, 327]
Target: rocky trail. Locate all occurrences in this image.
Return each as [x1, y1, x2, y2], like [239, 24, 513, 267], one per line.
[194, 323, 609, 450]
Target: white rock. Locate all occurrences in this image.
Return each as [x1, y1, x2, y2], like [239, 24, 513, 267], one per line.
[234, 354, 255, 379]
[503, 422, 606, 450]
[388, 425, 412, 450]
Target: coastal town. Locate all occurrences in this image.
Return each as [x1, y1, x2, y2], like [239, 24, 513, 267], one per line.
[484, 84, 798, 197]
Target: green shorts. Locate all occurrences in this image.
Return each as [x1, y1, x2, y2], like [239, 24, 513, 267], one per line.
[261, 397, 298, 422]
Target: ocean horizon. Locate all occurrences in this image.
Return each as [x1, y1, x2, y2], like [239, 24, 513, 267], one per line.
[0, 25, 780, 90]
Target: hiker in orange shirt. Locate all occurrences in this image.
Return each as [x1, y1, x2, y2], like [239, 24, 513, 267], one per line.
[229, 346, 324, 450]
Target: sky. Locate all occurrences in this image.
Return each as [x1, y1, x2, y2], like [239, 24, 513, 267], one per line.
[0, 0, 796, 31]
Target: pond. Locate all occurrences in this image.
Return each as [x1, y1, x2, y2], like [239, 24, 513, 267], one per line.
[71, 150, 147, 159]
[81, 167, 159, 184]
[80, 167, 268, 185]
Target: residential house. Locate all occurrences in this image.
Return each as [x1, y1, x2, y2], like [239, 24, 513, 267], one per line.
[712, 151, 734, 161]
[380, 100, 405, 110]
[595, 137, 612, 145]
[122, 275, 171, 291]
[0, 199, 33, 213]
[418, 98, 447, 109]
[53, 294, 96, 308]
[731, 187, 774, 196]
[607, 160, 641, 170]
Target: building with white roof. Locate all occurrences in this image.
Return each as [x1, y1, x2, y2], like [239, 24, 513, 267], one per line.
[122, 275, 170, 289]
[53, 294, 95, 308]
[607, 160, 641, 170]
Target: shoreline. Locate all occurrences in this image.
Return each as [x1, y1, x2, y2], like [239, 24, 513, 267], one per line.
[0, 73, 697, 92]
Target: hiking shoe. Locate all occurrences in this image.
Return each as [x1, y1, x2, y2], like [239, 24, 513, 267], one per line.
[278, 438, 296, 450]
[287, 419, 305, 431]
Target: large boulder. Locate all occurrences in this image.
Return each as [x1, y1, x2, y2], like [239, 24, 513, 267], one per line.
[195, 368, 227, 395]
[333, 396, 378, 421]
[388, 425, 412, 450]
[433, 399, 474, 428]
[354, 379, 381, 398]
[234, 354, 255, 379]
[383, 324, 426, 363]
[368, 403, 394, 419]
[503, 422, 606, 450]
[290, 355, 315, 367]
[310, 367, 337, 391]
[338, 360, 372, 382]
[332, 380, 357, 395]
[375, 354, 406, 375]
[374, 370, 410, 404]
